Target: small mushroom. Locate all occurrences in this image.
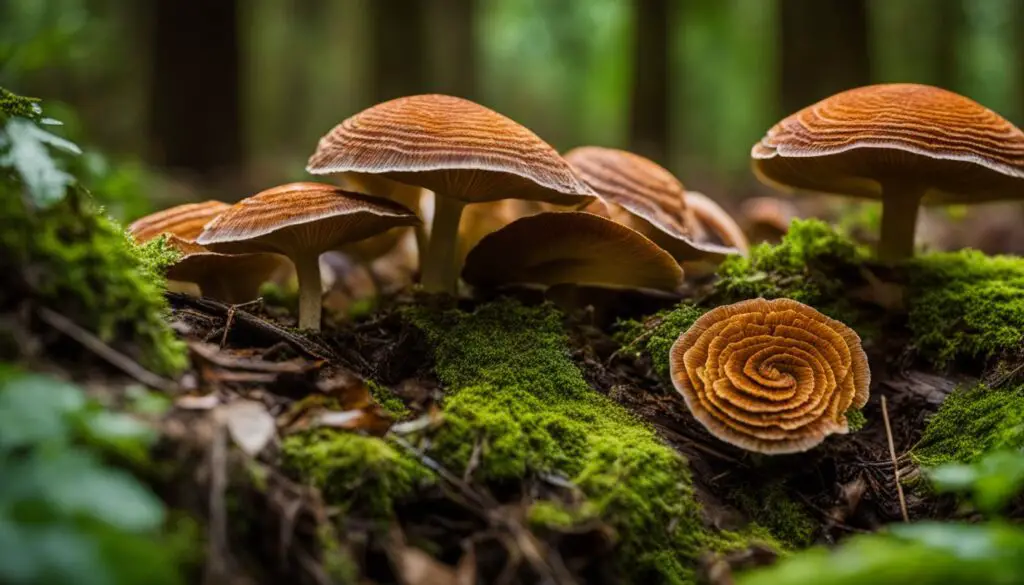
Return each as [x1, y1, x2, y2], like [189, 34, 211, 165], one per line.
[305, 94, 596, 294]
[127, 200, 230, 242]
[162, 235, 284, 304]
[669, 298, 870, 454]
[683, 190, 749, 253]
[196, 182, 421, 331]
[461, 211, 684, 294]
[752, 83, 1024, 261]
[739, 197, 800, 244]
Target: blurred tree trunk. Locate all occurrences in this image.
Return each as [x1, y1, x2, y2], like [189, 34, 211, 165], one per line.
[779, 0, 870, 115]
[370, 0, 427, 103]
[932, 0, 962, 90]
[1016, 0, 1024, 125]
[428, 0, 478, 100]
[148, 0, 242, 177]
[629, 0, 672, 165]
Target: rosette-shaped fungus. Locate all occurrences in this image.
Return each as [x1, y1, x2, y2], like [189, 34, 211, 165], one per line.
[669, 298, 870, 454]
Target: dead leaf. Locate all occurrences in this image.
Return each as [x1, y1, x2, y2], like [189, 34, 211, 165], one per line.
[176, 393, 221, 410]
[219, 399, 277, 456]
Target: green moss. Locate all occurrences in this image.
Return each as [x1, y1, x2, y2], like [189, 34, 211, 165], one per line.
[0, 86, 42, 120]
[367, 380, 410, 419]
[615, 303, 704, 380]
[0, 190, 186, 374]
[914, 383, 1024, 468]
[906, 251, 1024, 367]
[847, 410, 867, 432]
[730, 483, 816, 549]
[528, 500, 599, 529]
[714, 219, 869, 326]
[281, 431, 432, 518]
[406, 298, 774, 584]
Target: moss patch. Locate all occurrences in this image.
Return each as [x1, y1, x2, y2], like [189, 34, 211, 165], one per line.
[914, 383, 1024, 468]
[406, 298, 774, 584]
[906, 251, 1024, 368]
[730, 483, 817, 549]
[0, 86, 41, 120]
[0, 191, 187, 374]
[282, 431, 432, 518]
[366, 380, 410, 419]
[615, 303, 705, 380]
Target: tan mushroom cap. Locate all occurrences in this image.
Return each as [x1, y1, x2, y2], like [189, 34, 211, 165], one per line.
[163, 235, 283, 304]
[305, 94, 595, 207]
[683, 190, 750, 253]
[462, 211, 684, 294]
[128, 200, 230, 243]
[752, 83, 1024, 204]
[564, 146, 739, 263]
[669, 298, 870, 454]
[195, 182, 420, 257]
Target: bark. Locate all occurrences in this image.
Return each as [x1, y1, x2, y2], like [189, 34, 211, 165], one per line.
[629, 0, 673, 164]
[148, 0, 243, 176]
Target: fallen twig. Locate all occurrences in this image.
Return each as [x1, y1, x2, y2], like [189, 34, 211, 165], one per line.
[37, 306, 178, 394]
[881, 395, 909, 522]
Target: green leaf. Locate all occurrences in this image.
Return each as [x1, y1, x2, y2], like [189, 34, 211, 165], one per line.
[1, 117, 81, 207]
[0, 371, 85, 451]
[0, 517, 112, 585]
[2, 450, 165, 532]
[928, 450, 1024, 515]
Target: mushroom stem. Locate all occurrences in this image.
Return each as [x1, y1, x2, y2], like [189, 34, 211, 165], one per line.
[294, 253, 324, 331]
[420, 195, 466, 294]
[878, 185, 925, 262]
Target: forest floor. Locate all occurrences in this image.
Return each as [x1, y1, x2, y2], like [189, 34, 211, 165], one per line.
[12, 216, 1024, 585]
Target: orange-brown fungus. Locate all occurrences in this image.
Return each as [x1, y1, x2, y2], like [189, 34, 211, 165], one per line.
[128, 200, 229, 243]
[670, 298, 870, 454]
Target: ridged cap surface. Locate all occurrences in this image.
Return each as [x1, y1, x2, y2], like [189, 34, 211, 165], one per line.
[306, 94, 595, 206]
[752, 83, 1024, 203]
[195, 182, 420, 258]
[128, 201, 229, 243]
[670, 298, 870, 454]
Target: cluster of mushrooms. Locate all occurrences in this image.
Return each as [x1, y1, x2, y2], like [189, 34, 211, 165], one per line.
[130, 83, 1024, 455]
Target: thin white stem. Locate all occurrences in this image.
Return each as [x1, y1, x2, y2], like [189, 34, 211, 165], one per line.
[294, 253, 323, 331]
[420, 195, 466, 294]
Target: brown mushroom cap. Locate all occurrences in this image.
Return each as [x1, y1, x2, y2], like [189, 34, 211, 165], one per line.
[461, 211, 684, 294]
[669, 298, 870, 454]
[196, 182, 421, 330]
[683, 190, 750, 253]
[305, 94, 595, 207]
[752, 83, 1024, 202]
[195, 182, 420, 257]
[334, 173, 425, 264]
[564, 146, 738, 263]
[752, 84, 1024, 261]
[163, 235, 283, 304]
[128, 200, 230, 243]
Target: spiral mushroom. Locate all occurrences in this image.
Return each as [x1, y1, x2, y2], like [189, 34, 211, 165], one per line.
[669, 298, 870, 454]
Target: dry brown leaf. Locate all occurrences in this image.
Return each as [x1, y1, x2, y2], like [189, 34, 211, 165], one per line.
[218, 399, 277, 456]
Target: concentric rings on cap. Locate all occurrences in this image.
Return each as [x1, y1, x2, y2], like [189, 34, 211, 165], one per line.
[670, 298, 870, 454]
[752, 83, 1024, 203]
[128, 200, 230, 243]
[306, 94, 595, 206]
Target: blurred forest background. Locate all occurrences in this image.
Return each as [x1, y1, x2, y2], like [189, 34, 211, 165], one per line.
[4, 0, 1024, 250]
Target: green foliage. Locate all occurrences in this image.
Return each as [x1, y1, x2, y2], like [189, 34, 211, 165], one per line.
[846, 409, 867, 432]
[281, 431, 432, 519]
[929, 450, 1024, 515]
[406, 298, 774, 584]
[0, 86, 82, 208]
[737, 521, 1024, 585]
[0, 190, 187, 374]
[906, 250, 1024, 367]
[0, 365, 185, 585]
[913, 383, 1024, 468]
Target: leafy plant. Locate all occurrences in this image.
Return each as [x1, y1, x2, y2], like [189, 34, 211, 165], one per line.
[0, 365, 185, 585]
